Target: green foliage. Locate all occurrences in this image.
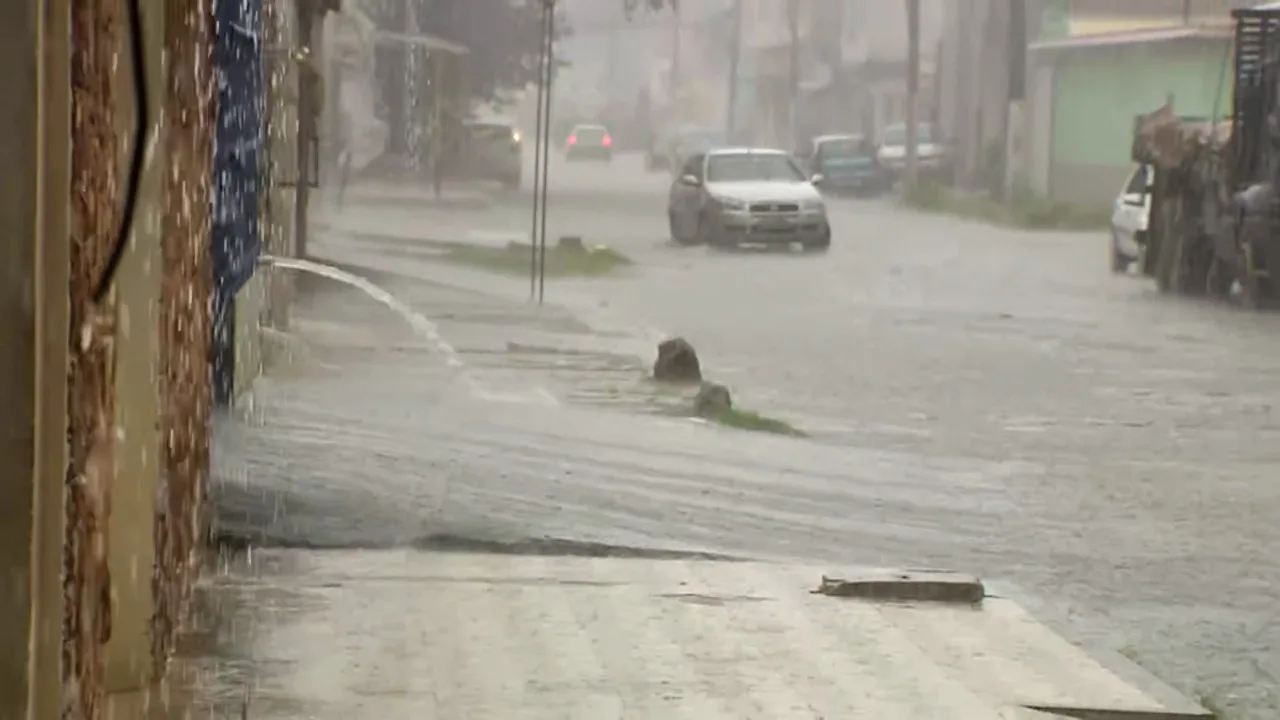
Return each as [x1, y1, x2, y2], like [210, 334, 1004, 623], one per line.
[709, 407, 806, 437]
[366, 0, 572, 103]
[436, 241, 632, 277]
[623, 0, 676, 18]
[904, 182, 1112, 231]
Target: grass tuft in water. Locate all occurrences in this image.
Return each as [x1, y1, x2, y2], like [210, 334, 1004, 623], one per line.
[439, 241, 631, 277]
[709, 407, 806, 437]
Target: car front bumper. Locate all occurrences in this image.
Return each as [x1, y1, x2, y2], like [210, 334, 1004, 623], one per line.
[822, 173, 886, 192]
[566, 146, 612, 160]
[717, 212, 830, 245]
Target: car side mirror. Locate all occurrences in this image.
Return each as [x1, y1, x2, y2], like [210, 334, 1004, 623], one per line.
[811, 173, 825, 185]
[679, 174, 701, 187]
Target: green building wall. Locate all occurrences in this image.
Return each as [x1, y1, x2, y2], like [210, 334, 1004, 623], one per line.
[1048, 40, 1232, 204]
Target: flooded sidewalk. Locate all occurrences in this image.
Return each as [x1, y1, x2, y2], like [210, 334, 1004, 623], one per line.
[163, 548, 1211, 719]
[186, 247, 1223, 718]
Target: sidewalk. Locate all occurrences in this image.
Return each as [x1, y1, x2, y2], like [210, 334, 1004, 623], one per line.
[164, 549, 1210, 719]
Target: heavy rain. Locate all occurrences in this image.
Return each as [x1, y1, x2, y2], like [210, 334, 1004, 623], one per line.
[4, 0, 1280, 718]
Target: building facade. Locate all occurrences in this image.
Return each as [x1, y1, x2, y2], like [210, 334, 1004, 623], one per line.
[732, 0, 944, 149]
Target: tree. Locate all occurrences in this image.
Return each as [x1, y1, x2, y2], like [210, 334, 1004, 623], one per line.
[419, 0, 570, 103]
[622, 0, 676, 17]
[367, 0, 566, 108]
[366, 0, 568, 155]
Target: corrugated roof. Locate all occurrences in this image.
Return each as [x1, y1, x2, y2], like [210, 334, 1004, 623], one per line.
[1031, 24, 1233, 52]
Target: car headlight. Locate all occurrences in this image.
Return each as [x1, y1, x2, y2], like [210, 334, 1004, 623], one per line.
[715, 196, 748, 212]
[802, 199, 826, 214]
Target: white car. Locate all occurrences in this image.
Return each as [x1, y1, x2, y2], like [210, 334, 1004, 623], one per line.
[460, 117, 523, 190]
[876, 123, 948, 178]
[666, 148, 830, 252]
[1110, 164, 1153, 274]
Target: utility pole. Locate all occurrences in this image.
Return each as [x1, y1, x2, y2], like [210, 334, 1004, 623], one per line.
[904, 0, 920, 187]
[607, 18, 620, 92]
[295, 5, 318, 259]
[670, 2, 682, 112]
[726, 0, 742, 139]
[785, 0, 801, 150]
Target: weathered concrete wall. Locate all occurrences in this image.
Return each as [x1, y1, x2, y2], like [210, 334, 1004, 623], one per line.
[101, 0, 167, 698]
[66, 0, 127, 712]
[151, 0, 217, 686]
[234, 273, 266, 399]
[0, 0, 71, 716]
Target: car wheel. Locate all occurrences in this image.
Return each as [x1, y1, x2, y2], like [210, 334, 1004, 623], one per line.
[698, 211, 730, 249]
[670, 211, 694, 246]
[803, 226, 831, 253]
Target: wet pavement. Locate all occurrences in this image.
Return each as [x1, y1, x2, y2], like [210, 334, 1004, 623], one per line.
[203, 153, 1280, 718]
[169, 550, 1210, 719]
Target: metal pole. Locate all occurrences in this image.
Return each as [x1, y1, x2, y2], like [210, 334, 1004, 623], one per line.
[669, 2, 681, 106]
[295, 8, 316, 258]
[726, 0, 742, 139]
[904, 0, 920, 187]
[538, 0, 556, 304]
[529, 0, 549, 299]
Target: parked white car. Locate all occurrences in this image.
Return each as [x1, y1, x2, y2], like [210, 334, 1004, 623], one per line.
[1110, 164, 1153, 274]
[876, 123, 948, 179]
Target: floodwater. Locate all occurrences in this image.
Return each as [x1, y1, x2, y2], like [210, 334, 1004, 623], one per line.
[189, 150, 1280, 718]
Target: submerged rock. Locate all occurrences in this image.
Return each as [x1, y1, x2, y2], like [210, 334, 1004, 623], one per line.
[693, 382, 732, 418]
[653, 337, 702, 383]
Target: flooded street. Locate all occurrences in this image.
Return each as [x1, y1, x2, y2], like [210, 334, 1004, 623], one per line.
[204, 152, 1280, 717]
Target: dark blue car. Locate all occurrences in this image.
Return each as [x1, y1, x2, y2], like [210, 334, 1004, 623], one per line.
[803, 134, 889, 197]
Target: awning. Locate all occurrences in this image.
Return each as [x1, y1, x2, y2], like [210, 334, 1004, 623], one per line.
[374, 30, 468, 55]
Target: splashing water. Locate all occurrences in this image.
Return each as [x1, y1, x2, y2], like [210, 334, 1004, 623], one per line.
[259, 255, 463, 368]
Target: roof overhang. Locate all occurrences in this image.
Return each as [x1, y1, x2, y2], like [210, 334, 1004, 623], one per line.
[374, 30, 469, 56]
[1031, 25, 1233, 54]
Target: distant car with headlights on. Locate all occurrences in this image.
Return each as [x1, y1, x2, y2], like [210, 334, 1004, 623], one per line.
[875, 122, 948, 181]
[667, 148, 830, 252]
[460, 117, 523, 190]
[565, 123, 614, 162]
[801, 133, 889, 197]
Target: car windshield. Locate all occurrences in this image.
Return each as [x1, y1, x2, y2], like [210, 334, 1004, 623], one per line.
[706, 153, 806, 183]
[882, 124, 934, 146]
[573, 126, 607, 142]
[818, 138, 872, 157]
[468, 123, 515, 140]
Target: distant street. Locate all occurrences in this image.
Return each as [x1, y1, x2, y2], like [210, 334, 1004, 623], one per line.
[230, 149, 1280, 717]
